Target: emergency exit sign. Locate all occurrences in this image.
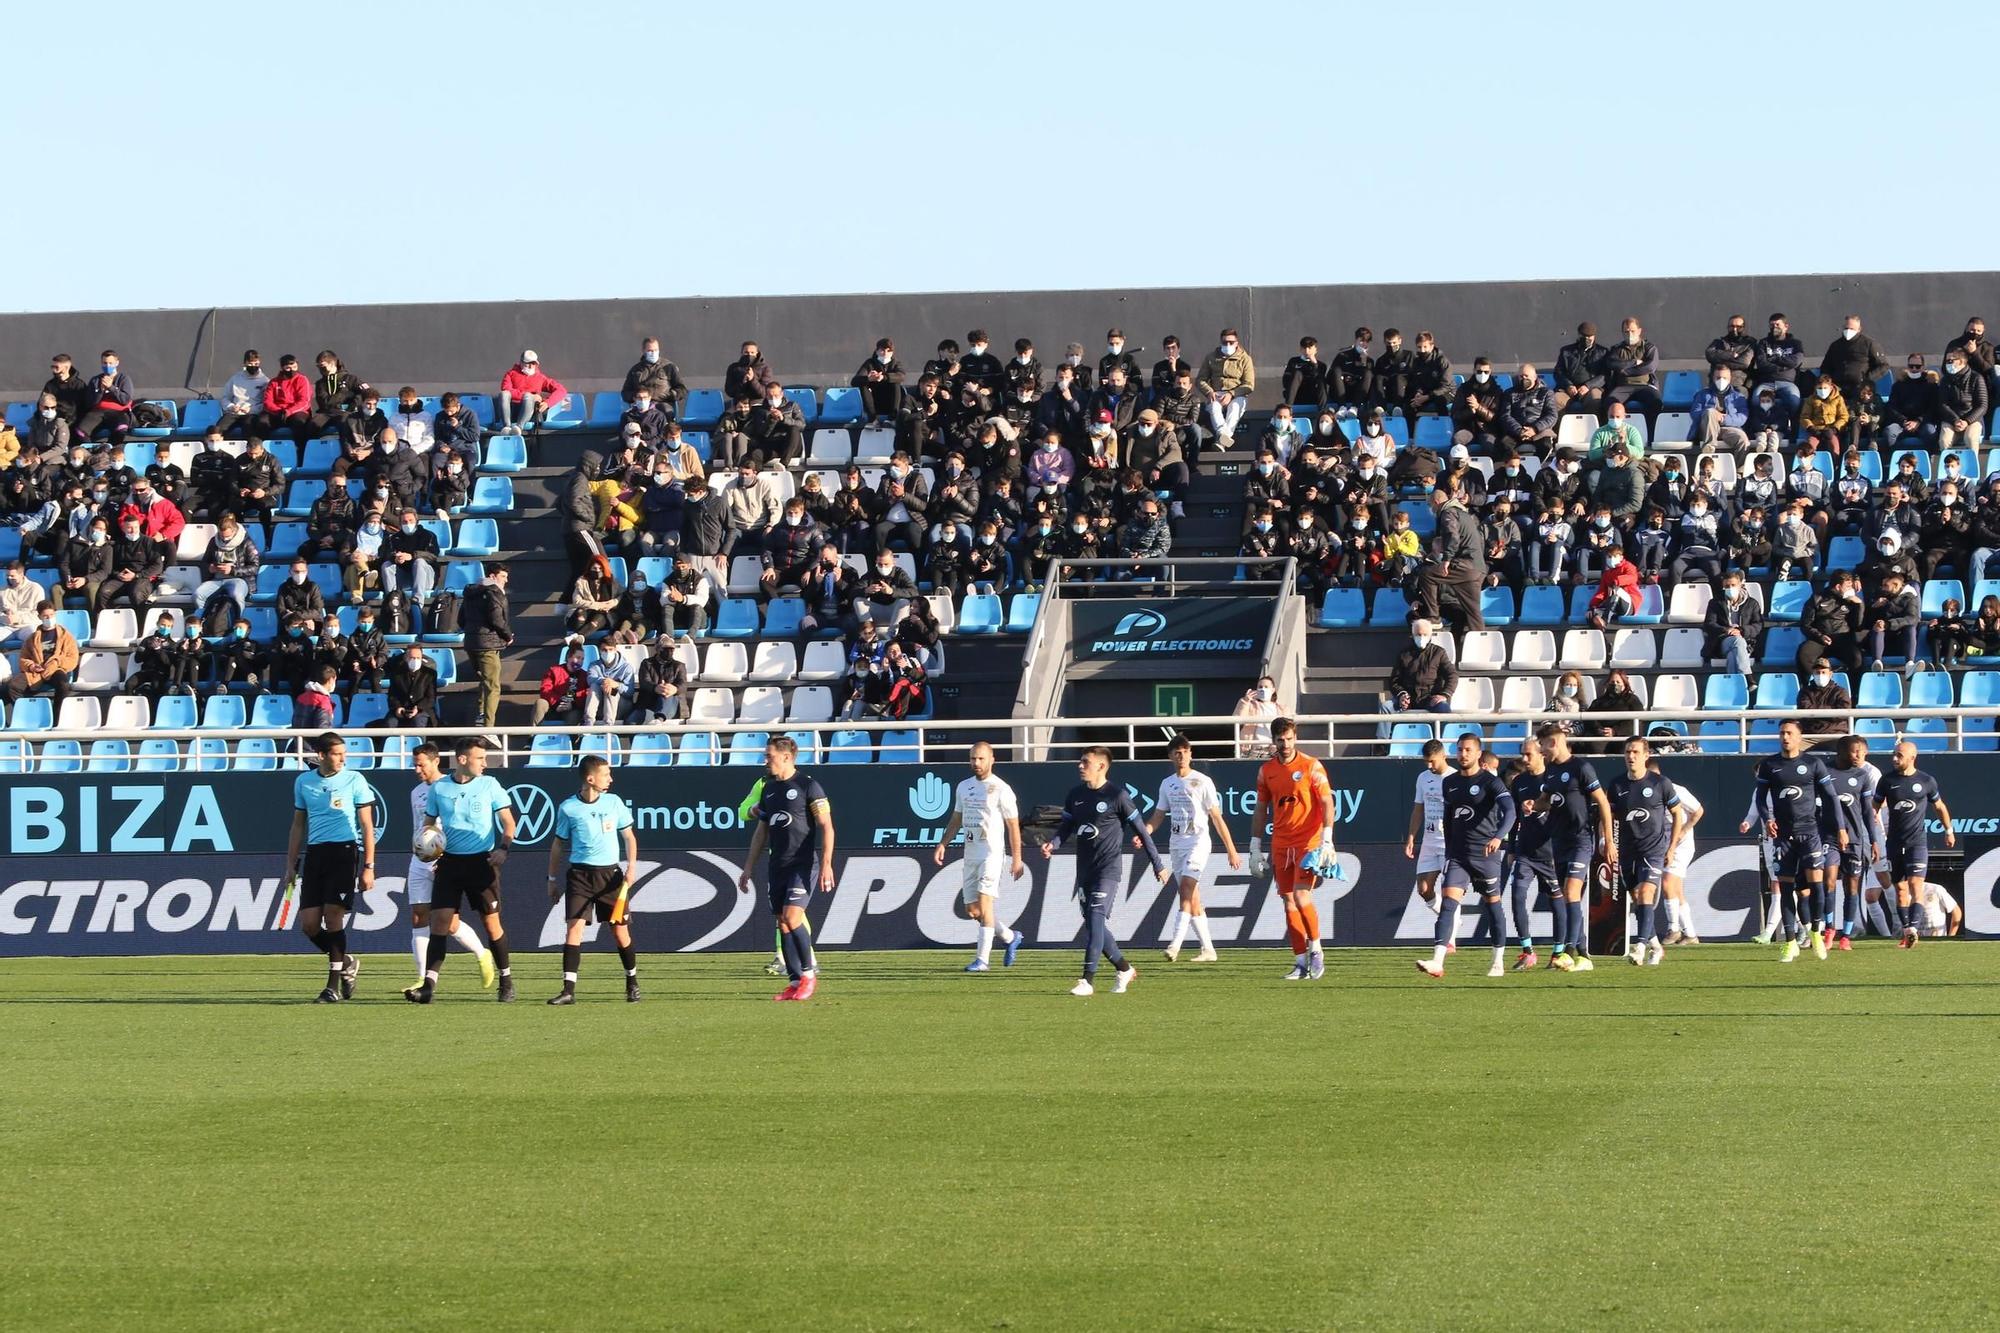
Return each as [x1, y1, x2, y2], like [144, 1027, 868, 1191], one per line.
[1153, 684, 1195, 716]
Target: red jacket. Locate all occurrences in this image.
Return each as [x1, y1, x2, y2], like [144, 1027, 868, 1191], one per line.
[539, 662, 588, 708]
[501, 367, 566, 405]
[1588, 558, 1640, 612]
[121, 495, 186, 545]
[264, 372, 312, 417]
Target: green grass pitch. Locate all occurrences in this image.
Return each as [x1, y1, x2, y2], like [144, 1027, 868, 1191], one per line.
[3, 944, 1998, 1331]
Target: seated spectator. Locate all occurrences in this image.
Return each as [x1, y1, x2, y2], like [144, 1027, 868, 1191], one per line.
[342, 604, 387, 697]
[1583, 669, 1644, 746]
[723, 340, 778, 407]
[1378, 619, 1455, 724]
[566, 562, 620, 636]
[797, 542, 857, 634]
[1937, 349, 1989, 451]
[253, 353, 312, 441]
[1772, 497, 1820, 582]
[383, 644, 437, 729]
[1405, 332, 1452, 422]
[375, 386, 431, 453]
[1281, 336, 1330, 410]
[622, 336, 688, 417]
[1239, 508, 1284, 582]
[620, 389, 671, 448]
[1588, 402, 1646, 467]
[855, 548, 917, 626]
[1590, 444, 1645, 530]
[1500, 364, 1558, 457]
[1024, 429, 1074, 504]
[849, 337, 905, 426]
[213, 350, 269, 439]
[196, 511, 259, 613]
[1450, 357, 1503, 451]
[1601, 317, 1662, 421]
[268, 612, 318, 693]
[873, 453, 929, 555]
[126, 610, 198, 701]
[584, 633, 637, 724]
[1552, 322, 1606, 417]
[1380, 508, 1422, 584]
[342, 508, 390, 602]
[719, 461, 779, 560]
[497, 350, 567, 435]
[1947, 593, 2000, 667]
[98, 513, 162, 612]
[1794, 659, 1853, 737]
[742, 382, 804, 467]
[1794, 571, 1862, 677]
[967, 520, 1007, 594]
[1113, 495, 1171, 582]
[1690, 367, 1750, 451]
[1866, 569, 1921, 671]
[894, 594, 942, 672]
[661, 548, 711, 636]
[379, 508, 437, 601]
[1441, 446, 1486, 511]
[0, 563, 39, 648]
[1484, 498, 1526, 589]
[427, 443, 471, 518]
[1233, 677, 1282, 757]
[1260, 403, 1305, 465]
[41, 354, 94, 427]
[4, 601, 77, 708]
[427, 392, 480, 468]
[73, 351, 135, 444]
[27, 392, 71, 460]
[760, 495, 820, 598]
[1703, 569, 1763, 677]
[207, 615, 263, 693]
[1704, 314, 1757, 390]
[1860, 527, 1918, 604]
[1526, 504, 1571, 585]
[57, 515, 112, 610]
[1198, 328, 1254, 447]
[1585, 544, 1639, 628]
[632, 638, 690, 723]
[340, 386, 389, 465]
[1548, 670, 1584, 729]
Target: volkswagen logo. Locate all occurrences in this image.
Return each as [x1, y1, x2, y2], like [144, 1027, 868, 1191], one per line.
[1112, 608, 1166, 638]
[508, 784, 557, 846]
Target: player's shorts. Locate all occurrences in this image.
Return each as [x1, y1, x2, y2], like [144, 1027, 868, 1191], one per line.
[767, 857, 816, 914]
[1442, 851, 1503, 897]
[1887, 841, 1929, 882]
[1617, 845, 1668, 891]
[299, 841, 359, 912]
[1271, 842, 1318, 895]
[1415, 834, 1446, 877]
[1509, 854, 1557, 896]
[406, 853, 436, 903]
[1169, 839, 1211, 882]
[1837, 844, 1869, 880]
[1665, 835, 1694, 881]
[1773, 834, 1824, 882]
[1550, 836, 1594, 885]
[564, 864, 626, 924]
[959, 845, 1006, 903]
[432, 851, 500, 916]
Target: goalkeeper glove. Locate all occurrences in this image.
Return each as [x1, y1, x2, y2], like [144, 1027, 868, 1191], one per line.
[1248, 836, 1267, 881]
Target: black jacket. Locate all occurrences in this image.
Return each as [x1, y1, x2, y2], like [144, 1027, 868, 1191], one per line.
[561, 455, 602, 533]
[1887, 373, 1940, 425]
[1820, 333, 1888, 389]
[313, 368, 364, 417]
[1282, 355, 1331, 407]
[1701, 590, 1765, 659]
[1554, 339, 1607, 392]
[463, 580, 512, 651]
[1752, 335, 1804, 385]
[1704, 333, 1757, 380]
[386, 658, 438, 716]
[1385, 642, 1456, 702]
[680, 490, 727, 556]
[1937, 366, 1989, 426]
[621, 357, 687, 409]
[275, 577, 325, 623]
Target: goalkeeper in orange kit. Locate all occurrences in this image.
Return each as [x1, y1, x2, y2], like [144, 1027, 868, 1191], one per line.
[1251, 717, 1337, 980]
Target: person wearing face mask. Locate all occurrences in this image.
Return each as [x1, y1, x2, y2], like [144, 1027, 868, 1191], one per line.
[26, 391, 71, 459]
[1526, 504, 1572, 586]
[849, 337, 907, 426]
[759, 497, 821, 599]
[1149, 365, 1206, 460]
[213, 349, 270, 439]
[269, 613, 322, 695]
[1798, 373, 1852, 451]
[427, 391, 482, 470]
[856, 549, 919, 626]
[1448, 356, 1504, 452]
[202, 615, 262, 693]
[1379, 618, 1456, 726]
[1412, 479, 1488, 632]
[271, 560, 325, 627]
[621, 336, 687, 416]
[1115, 497, 1172, 584]
[1243, 447, 1292, 518]
[3, 598, 78, 709]
[719, 338, 776, 407]
[1281, 335, 1330, 412]
[57, 519, 113, 611]
[1086, 365, 1142, 439]
[1750, 313, 1807, 409]
[1197, 326, 1255, 447]
[1599, 316, 1663, 422]
[1865, 570, 1921, 672]
[1124, 408, 1188, 518]
[1584, 543, 1640, 630]
[366, 425, 425, 513]
[956, 329, 1004, 394]
[1097, 329, 1141, 391]
[1002, 337, 1043, 401]
[1017, 511, 1062, 586]
[1326, 327, 1374, 412]
[919, 339, 963, 398]
[342, 607, 387, 699]
[1884, 356, 1940, 451]
[126, 610, 198, 702]
[380, 385, 433, 453]
[1936, 351, 1989, 452]
[496, 350, 568, 436]
[966, 520, 1007, 595]
[41, 353, 95, 425]
[1232, 677, 1283, 758]
[1400, 331, 1453, 427]
[1499, 365, 1558, 457]
[71, 349, 136, 444]
[0, 562, 40, 649]
[255, 353, 314, 442]
[1771, 498, 1820, 581]
[870, 450, 930, 557]
[1704, 315, 1758, 388]
[1819, 315, 1888, 415]
[929, 450, 981, 529]
[1548, 671, 1585, 725]
[1589, 442, 1645, 532]
[1552, 321, 1607, 418]
[195, 510, 260, 615]
[1146, 335, 1188, 394]
[1689, 366, 1751, 452]
[746, 383, 807, 467]
[340, 389, 390, 464]
[384, 507, 440, 602]
[1701, 571, 1763, 678]
[306, 349, 365, 441]
[1795, 660, 1853, 735]
[1917, 483, 1972, 583]
[620, 389, 671, 448]
[98, 517, 163, 613]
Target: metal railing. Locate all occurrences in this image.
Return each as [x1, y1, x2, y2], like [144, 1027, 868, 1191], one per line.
[3, 707, 1991, 771]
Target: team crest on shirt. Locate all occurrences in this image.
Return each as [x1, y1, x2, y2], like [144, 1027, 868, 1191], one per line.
[1795, 765, 1807, 775]
[1913, 783, 1925, 795]
[1291, 771, 1302, 781]
[786, 788, 798, 799]
[1642, 787, 1653, 798]
[330, 796, 344, 808]
[1558, 773, 1571, 784]
[1095, 801, 1107, 812]
[1469, 784, 1481, 796]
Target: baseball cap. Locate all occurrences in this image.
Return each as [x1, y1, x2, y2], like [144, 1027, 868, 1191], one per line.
[1138, 408, 1160, 424]
[1449, 444, 1470, 462]
[521, 349, 539, 363]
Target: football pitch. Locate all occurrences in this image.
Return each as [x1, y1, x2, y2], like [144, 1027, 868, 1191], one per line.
[3, 945, 1997, 1331]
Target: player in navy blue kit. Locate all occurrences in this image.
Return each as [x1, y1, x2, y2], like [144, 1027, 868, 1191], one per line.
[1532, 723, 1615, 973]
[1501, 748, 1552, 971]
[1605, 737, 1686, 968]
[1417, 734, 1515, 979]
[737, 736, 837, 1000]
[1819, 735, 1879, 951]
[1741, 720, 1847, 963]
[1875, 741, 1956, 950]
[1041, 747, 1168, 997]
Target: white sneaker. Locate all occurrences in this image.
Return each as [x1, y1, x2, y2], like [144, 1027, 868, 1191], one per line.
[1486, 959, 1505, 978]
[1069, 979, 1094, 997]
[1646, 940, 1665, 966]
[1283, 961, 1309, 980]
[1627, 944, 1646, 966]
[1193, 948, 1218, 962]
[1113, 966, 1137, 994]
[1307, 950, 1326, 980]
[1163, 942, 1181, 962]
[1415, 957, 1443, 978]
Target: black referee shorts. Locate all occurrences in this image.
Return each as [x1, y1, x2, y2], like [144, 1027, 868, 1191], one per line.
[299, 841, 360, 912]
[564, 865, 626, 924]
[432, 850, 501, 916]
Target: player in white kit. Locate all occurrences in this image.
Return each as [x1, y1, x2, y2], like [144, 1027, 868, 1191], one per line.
[1404, 739, 1449, 917]
[400, 741, 495, 1000]
[1145, 734, 1243, 962]
[1651, 756, 1705, 944]
[933, 740, 1027, 973]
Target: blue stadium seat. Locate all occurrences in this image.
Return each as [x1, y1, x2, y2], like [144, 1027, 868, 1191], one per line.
[177, 399, 223, 437]
[189, 738, 230, 772]
[296, 438, 343, 477]
[526, 734, 572, 768]
[817, 387, 863, 424]
[481, 436, 528, 472]
[1490, 720, 1529, 756]
[1006, 593, 1042, 632]
[268, 522, 310, 556]
[1661, 370, 1702, 409]
[627, 734, 675, 767]
[1908, 670, 1954, 708]
[1623, 585, 1666, 625]
[1479, 587, 1516, 627]
[443, 561, 484, 594]
[1889, 449, 1933, 480]
[1519, 585, 1565, 626]
[763, 598, 805, 637]
[1746, 719, 1782, 753]
[249, 694, 294, 729]
[827, 729, 873, 763]
[711, 599, 758, 639]
[1962, 670, 2000, 708]
[635, 556, 672, 587]
[1382, 417, 1411, 445]
[135, 738, 180, 772]
[86, 738, 132, 773]
[783, 388, 817, 421]
[234, 737, 281, 771]
[879, 729, 920, 763]
[1857, 671, 1902, 708]
[1440, 721, 1482, 743]
[1398, 504, 1435, 539]
[124, 442, 158, 470]
[200, 695, 246, 729]
[589, 392, 628, 427]
[1413, 416, 1452, 447]
[0, 739, 28, 773]
[1964, 716, 1999, 753]
[131, 401, 177, 438]
[1853, 452, 1883, 484]
[1826, 535, 1864, 571]
[249, 566, 287, 605]
[242, 606, 279, 641]
[432, 652, 458, 688]
[1854, 716, 1897, 746]
[957, 594, 1002, 634]
[1767, 580, 1811, 622]
[728, 731, 771, 765]
[1387, 722, 1432, 758]
[1368, 588, 1410, 627]
[1921, 579, 1964, 619]
[1703, 673, 1749, 710]
[150, 695, 197, 730]
[38, 739, 83, 773]
[457, 393, 495, 426]
[1696, 720, 1743, 755]
[683, 431, 712, 464]
[346, 692, 389, 728]
[1905, 716, 1948, 752]
[458, 477, 514, 515]
[784, 730, 822, 763]
[682, 388, 725, 427]
[541, 394, 584, 429]
[448, 519, 499, 557]
[281, 479, 326, 517]
[1567, 586, 1597, 623]
[0, 532, 18, 563]
[1318, 588, 1364, 628]
[9, 697, 51, 732]
[1755, 673, 1799, 709]
[55, 610, 90, 642]
[676, 733, 718, 766]
[1761, 625, 1803, 666]
[1, 403, 29, 432]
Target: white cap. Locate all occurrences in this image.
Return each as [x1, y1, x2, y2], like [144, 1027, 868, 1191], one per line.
[1449, 444, 1470, 462]
[521, 349, 539, 364]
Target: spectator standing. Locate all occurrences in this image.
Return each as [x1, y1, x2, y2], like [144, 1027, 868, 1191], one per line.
[1820, 314, 1890, 416]
[560, 451, 608, 582]
[463, 566, 513, 728]
[1602, 317, 1662, 422]
[1232, 677, 1283, 758]
[621, 336, 688, 417]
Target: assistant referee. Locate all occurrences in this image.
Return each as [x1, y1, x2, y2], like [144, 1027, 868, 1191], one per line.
[410, 737, 518, 1004]
[546, 755, 641, 1005]
[285, 732, 378, 1004]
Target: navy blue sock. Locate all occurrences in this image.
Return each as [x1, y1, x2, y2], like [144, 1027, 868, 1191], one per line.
[1434, 896, 1459, 947]
[1486, 895, 1508, 948]
[1098, 911, 1127, 971]
[791, 921, 817, 976]
[1549, 897, 1568, 952]
[1082, 912, 1103, 980]
[1511, 876, 1534, 949]
[779, 927, 802, 982]
[1779, 885, 1799, 934]
[1635, 901, 1655, 949]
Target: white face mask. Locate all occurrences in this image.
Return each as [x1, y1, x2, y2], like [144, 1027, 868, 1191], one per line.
[642, 349, 659, 363]
[1473, 371, 1490, 384]
[1412, 634, 1431, 650]
[1606, 554, 1625, 569]
[969, 344, 987, 356]
[1813, 672, 1832, 685]
[1947, 364, 1965, 376]
[39, 408, 54, 420]
[1816, 387, 1832, 399]
[290, 572, 307, 584]
[1907, 368, 1924, 379]
[1842, 328, 1857, 340]
[1713, 378, 1729, 391]
[877, 351, 891, 364]
[635, 398, 651, 411]
[785, 513, 802, 527]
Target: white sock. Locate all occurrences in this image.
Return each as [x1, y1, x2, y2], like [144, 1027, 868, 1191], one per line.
[995, 921, 1014, 945]
[1662, 900, 1681, 932]
[1491, 946, 1505, 967]
[1169, 909, 1192, 953]
[1310, 939, 1324, 956]
[1865, 899, 1891, 937]
[1764, 889, 1781, 929]
[411, 925, 430, 979]
[1294, 951, 1307, 967]
[1193, 914, 1214, 950]
[976, 926, 994, 963]
[1431, 943, 1447, 968]
[562, 970, 578, 983]
[451, 919, 483, 953]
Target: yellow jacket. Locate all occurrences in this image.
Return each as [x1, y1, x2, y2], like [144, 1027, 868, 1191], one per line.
[1384, 528, 1422, 560]
[1800, 384, 1850, 434]
[590, 478, 640, 532]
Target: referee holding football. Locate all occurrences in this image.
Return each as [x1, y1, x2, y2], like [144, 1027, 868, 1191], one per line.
[285, 732, 378, 1004]
[546, 755, 642, 1005]
[409, 737, 517, 1004]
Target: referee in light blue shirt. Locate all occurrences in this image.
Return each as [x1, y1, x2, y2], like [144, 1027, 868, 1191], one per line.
[409, 737, 517, 1004]
[285, 732, 378, 1004]
[546, 755, 641, 1005]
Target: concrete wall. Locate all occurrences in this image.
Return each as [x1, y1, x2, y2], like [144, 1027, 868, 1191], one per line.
[5, 271, 1997, 401]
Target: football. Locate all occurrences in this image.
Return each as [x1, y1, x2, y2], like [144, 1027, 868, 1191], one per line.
[413, 826, 447, 863]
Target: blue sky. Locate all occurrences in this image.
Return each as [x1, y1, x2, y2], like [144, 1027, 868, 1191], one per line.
[11, 0, 1989, 313]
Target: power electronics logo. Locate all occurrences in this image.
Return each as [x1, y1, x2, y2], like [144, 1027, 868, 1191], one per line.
[1114, 609, 1166, 638]
[1089, 605, 1255, 656]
